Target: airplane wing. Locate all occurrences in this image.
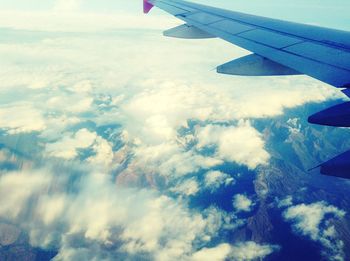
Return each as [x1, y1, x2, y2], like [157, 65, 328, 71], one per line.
[144, 0, 350, 179]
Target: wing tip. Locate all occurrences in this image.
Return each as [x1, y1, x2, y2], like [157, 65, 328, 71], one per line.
[144, 0, 154, 14]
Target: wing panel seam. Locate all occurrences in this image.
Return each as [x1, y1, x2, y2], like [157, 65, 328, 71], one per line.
[189, 20, 350, 74]
[162, 0, 350, 52]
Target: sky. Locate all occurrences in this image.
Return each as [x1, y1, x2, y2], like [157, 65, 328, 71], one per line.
[0, 0, 349, 261]
[0, 0, 349, 29]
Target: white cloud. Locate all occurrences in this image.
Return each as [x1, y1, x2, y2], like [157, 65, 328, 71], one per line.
[204, 170, 234, 192]
[0, 10, 177, 32]
[196, 122, 270, 169]
[88, 136, 114, 167]
[46, 128, 97, 159]
[283, 201, 346, 261]
[46, 95, 93, 113]
[0, 13, 346, 261]
[192, 243, 231, 261]
[229, 241, 279, 261]
[36, 195, 67, 226]
[192, 241, 279, 261]
[0, 66, 61, 90]
[277, 195, 293, 208]
[45, 128, 114, 166]
[232, 78, 341, 119]
[39, 115, 82, 141]
[284, 202, 345, 240]
[0, 169, 250, 261]
[128, 142, 222, 179]
[233, 194, 254, 212]
[0, 104, 46, 134]
[170, 178, 200, 196]
[0, 171, 52, 219]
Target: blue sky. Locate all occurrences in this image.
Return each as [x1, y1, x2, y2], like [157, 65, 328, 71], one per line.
[0, 0, 349, 29]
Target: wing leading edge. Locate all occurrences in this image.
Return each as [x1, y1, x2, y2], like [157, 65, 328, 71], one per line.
[144, 0, 350, 179]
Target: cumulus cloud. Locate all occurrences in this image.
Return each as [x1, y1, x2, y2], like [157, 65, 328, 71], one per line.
[229, 241, 279, 261]
[204, 170, 235, 192]
[196, 122, 270, 169]
[192, 243, 231, 261]
[46, 128, 97, 159]
[0, 8, 345, 261]
[0, 169, 251, 261]
[233, 194, 254, 213]
[276, 195, 293, 208]
[232, 78, 341, 119]
[283, 201, 346, 261]
[46, 95, 93, 114]
[0, 104, 46, 134]
[45, 128, 114, 167]
[192, 241, 279, 261]
[170, 178, 200, 196]
[127, 143, 222, 179]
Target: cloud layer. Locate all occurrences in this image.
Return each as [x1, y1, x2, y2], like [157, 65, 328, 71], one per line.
[0, 6, 345, 261]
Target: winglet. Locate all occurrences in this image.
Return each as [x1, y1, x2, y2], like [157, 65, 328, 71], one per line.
[144, 0, 154, 14]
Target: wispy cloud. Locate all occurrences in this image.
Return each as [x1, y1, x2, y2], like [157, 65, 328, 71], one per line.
[204, 170, 235, 192]
[283, 201, 346, 261]
[192, 241, 279, 261]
